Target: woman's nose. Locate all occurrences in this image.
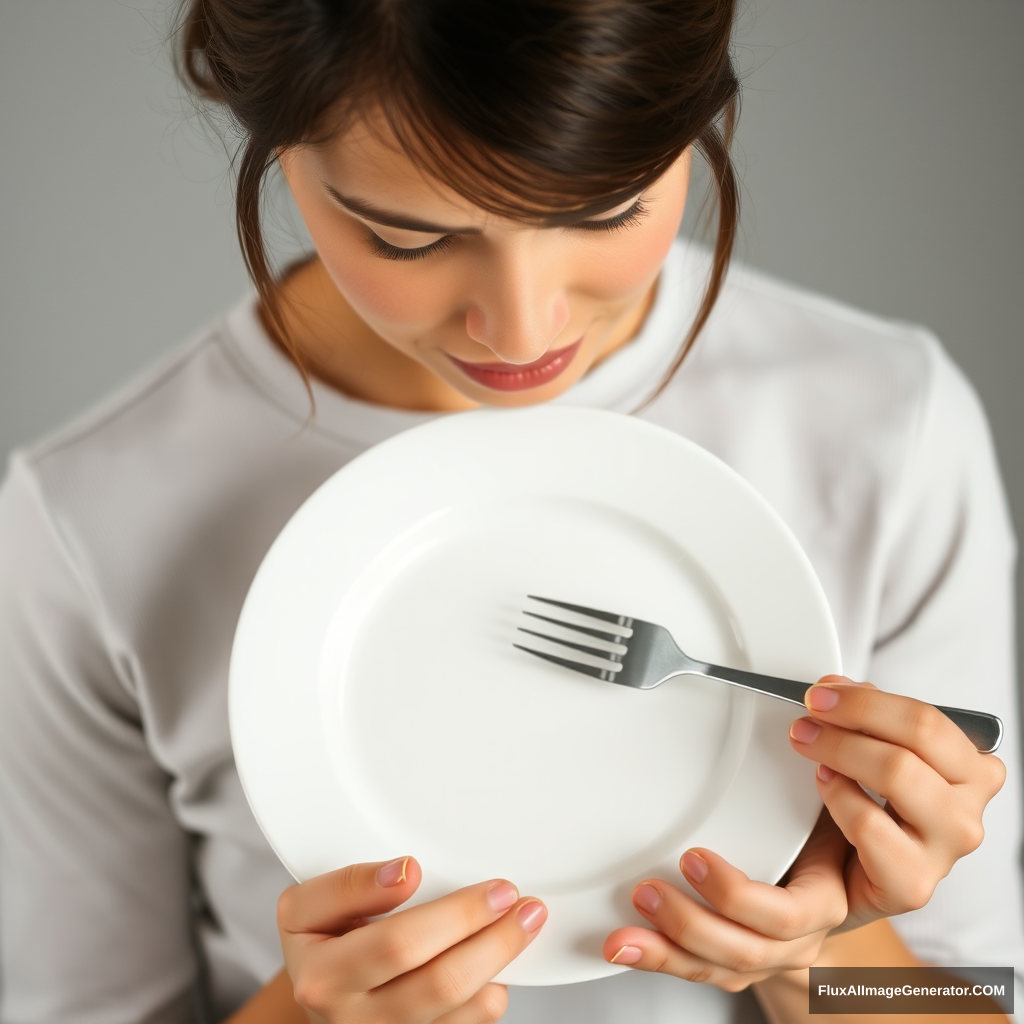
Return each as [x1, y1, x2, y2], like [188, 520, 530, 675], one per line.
[464, 263, 571, 363]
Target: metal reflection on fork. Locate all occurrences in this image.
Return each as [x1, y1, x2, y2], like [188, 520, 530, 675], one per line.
[513, 595, 1003, 754]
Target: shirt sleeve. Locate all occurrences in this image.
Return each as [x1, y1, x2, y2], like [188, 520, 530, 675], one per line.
[866, 336, 1024, 1000]
[0, 455, 198, 1023]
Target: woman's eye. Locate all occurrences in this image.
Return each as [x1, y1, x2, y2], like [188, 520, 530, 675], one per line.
[366, 231, 457, 262]
[572, 197, 651, 233]
[362, 196, 650, 259]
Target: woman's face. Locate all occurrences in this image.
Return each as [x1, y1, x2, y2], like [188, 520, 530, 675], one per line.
[279, 114, 691, 409]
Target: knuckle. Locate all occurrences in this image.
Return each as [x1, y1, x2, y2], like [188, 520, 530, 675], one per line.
[954, 817, 985, 855]
[771, 903, 808, 942]
[721, 974, 755, 993]
[680, 959, 714, 983]
[907, 704, 943, 751]
[644, 946, 673, 975]
[880, 747, 917, 790]
[896, 874, 936, 913]
[708, 885, 748, 925]
[500, 926, 528, 964]
[662, 910, 694, 950]
[726, 942, 769, 975]
[333, 862, 365, 905]
[845, 803, 881, 845]
[289, 969, 327, 1014]
[829, 728, 855, 765]
[984, 755, 1007, 794]
[826, 899, 849, 931]
[477, 985, 509, 1022]
[789, 943, 821, 971]
[428, 963, 473, 1009]
[378, 927, 419, 975]
[276, 885, 300, 928]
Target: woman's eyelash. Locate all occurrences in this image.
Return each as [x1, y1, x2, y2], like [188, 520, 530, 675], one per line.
[572, 198, 651, 233]
[367, 232, 457, 262]
[366, 197, 650, 260]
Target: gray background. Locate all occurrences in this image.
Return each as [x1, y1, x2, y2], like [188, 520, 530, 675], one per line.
[1, 0, 1022, 670]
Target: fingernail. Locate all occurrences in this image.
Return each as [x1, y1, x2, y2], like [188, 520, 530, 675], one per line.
[517, 900, 547, 932]
[682, 851, 708, 884]
[817, 764, 837, 783]
[634, 883, 662, 915]
[376, 856, 409, 887]
[486, 881, 519, 912]
[609, 944, 643, 965]
[790, 718, 823, 744]
[806, 686, 840, 712]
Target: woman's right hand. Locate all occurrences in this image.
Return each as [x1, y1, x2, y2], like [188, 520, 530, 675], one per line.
[278, 856, 547, 1023]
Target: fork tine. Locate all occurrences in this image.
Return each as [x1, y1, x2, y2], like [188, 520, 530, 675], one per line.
[523, 611, 628, 641]
[513, 644, 620, 681]
[527, 595, 633, 627]
[517, 627, 623, 662]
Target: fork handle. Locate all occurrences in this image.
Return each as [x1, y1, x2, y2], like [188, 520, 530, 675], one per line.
[933, 706, 1003, 755]
[695, 663, 1003, 754]
[696, 663, 811, 707]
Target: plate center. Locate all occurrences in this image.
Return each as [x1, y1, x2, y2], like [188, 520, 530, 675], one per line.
[328, 496, 750, 891]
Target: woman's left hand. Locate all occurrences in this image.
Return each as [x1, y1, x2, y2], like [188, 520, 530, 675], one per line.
[789, 675, 1005, 931]
[601, 675, 1007, 989]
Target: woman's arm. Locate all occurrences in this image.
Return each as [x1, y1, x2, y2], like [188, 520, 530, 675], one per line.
[224, 970, 308, 1024]
[0, 458, 199, 1021]
[753, 918, 1009, 1024]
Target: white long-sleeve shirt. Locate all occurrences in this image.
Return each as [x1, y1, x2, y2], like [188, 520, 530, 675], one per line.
[1, 240, 1021, 1022]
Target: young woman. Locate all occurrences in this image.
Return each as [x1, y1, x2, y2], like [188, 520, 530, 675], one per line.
[0, 1, 1019, 1023]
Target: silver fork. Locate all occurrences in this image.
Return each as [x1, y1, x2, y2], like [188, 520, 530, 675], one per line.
[514, 595, 1003, 754]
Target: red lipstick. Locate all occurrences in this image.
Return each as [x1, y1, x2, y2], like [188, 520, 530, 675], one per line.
[447, 339, 582, 392]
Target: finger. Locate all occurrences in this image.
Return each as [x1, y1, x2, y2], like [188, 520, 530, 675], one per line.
[278, 856, 422, 936]
[620, 877, 814, 976]
[677, 827, 847, 940]
[603, 925, 772, 991]
[803, 677, 979, 782]
[816, 766, 942, 912]
[432, 983, 508, 1024]
[337, 879, 525, 991]
[790, 717, 951, 835]
[375, 898, 547, 1020]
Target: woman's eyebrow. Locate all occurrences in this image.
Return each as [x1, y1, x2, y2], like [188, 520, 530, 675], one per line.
[323, 183, 482, 235]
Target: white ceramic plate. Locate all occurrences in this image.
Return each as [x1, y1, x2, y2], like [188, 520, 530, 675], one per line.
[230, 405, 841, 986]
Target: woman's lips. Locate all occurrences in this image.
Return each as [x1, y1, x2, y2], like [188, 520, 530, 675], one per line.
[446, 339, 583, 391]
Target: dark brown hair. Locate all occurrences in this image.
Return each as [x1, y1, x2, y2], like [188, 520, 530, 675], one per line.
[176, 0, 739, 403]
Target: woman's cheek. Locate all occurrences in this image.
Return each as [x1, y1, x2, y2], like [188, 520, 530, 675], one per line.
[334, 259, 453, 331]
[310, 219, 456, 332]
[573, 216, 679, 302]
[576, 153, 689, 301]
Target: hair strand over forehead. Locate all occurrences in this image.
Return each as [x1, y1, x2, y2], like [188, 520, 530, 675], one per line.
[175, 0, 740, 400]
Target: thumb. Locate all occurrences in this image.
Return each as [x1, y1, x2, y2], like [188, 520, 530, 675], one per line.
[278, 856, 422, 937]
[781, 808, 850, 893]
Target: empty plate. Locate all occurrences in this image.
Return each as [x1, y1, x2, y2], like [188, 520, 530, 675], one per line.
[229, 405, 841, 985]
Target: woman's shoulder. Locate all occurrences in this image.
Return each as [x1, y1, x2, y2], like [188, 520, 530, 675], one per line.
[664, 244, 987, 457]
[18, 313, 231, 482]
[654, 242, 1010, 565]
[5, 297, 317, 530]
[712, 255, 936, 379]
[0, 300, 340, 652]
